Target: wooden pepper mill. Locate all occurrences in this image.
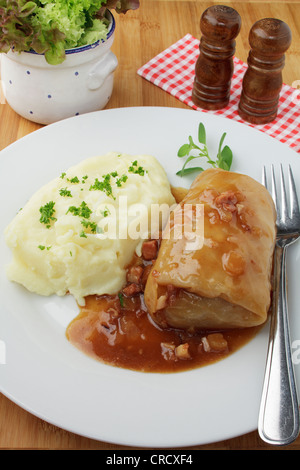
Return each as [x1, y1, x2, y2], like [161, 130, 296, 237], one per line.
[192, 5, 241, 110]
[238, 18, 292, 124]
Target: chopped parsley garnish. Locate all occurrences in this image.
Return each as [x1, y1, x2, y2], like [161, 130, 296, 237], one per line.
[68, 176, 80, 184]
[89, 173, 114, 198]
[116, 174, 128, 187]
[100, 206, 110, 217]
[89, 170, 130, 199]
[90, 171, 117, 199]
[81, 219, 97, 233]
[60, 173, 88, 184]
[59, 188, 72, 197]
[79, 230, 87, 238]
[118, 292, 124, 308]
[39, 201, 56, 228]
[66, 201, 92, 219]
[38, 245, 51, 250]
[128, 160, 146, 176]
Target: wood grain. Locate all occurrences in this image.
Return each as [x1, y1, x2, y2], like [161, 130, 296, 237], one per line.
[1, 0, 300, 450]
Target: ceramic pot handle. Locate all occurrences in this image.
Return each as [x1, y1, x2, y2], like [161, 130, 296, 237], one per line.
[88, 51, 118, 90]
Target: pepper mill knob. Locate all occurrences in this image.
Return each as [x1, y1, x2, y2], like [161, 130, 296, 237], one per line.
[238, 18, 292, 124]
[192, 5, 241, 110]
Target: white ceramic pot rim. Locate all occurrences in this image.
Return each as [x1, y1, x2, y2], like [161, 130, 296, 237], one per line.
[23, 9, 115, 57]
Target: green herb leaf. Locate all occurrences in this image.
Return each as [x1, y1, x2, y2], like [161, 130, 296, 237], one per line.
[198, 122, 206, 145]
[219, 132, 226, 149]
[218, 145, 233, 171]
[177, 144, 190, 157]
[179, 155, 199, 176]
[176, 166, 205, 176]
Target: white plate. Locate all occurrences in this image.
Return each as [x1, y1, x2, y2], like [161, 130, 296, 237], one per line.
[0, 107, 299, 448]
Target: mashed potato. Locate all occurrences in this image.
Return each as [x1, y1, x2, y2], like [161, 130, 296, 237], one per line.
[5, 152, 175, 305]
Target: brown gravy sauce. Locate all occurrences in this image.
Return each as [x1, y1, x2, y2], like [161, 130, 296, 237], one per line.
[66, 187, 265, 373]
[66, 294, 263, 373]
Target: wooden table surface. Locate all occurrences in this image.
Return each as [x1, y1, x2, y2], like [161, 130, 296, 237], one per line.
[1, 0, 300, 451]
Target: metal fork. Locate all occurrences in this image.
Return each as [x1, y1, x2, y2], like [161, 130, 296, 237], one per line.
[259, 164, 300, 445]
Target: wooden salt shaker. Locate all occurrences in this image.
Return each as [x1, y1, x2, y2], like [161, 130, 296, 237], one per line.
[238, 18, 292, 124]
[192, 5, 241, 110]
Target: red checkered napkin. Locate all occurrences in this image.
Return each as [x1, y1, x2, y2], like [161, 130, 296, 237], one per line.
[137, 34, 300, 153]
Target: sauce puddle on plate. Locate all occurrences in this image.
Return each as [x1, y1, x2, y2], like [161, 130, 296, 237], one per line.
[66, 292, 263, 373]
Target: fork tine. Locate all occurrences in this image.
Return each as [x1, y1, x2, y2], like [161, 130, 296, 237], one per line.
[262, 166, 268, 189]
[264, 165, 298, 224]
[288, 164, 300, 219]
[280, 164, 289, 222]
[271, 164, 278, 214]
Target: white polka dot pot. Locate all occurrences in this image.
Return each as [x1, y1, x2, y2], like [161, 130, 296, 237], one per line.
[0, 10, 117, 125]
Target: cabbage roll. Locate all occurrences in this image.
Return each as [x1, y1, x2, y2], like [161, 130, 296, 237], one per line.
[144, 168, 276, 329]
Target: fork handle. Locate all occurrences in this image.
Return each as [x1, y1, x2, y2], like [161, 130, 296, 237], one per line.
[258, 245, 300, 445]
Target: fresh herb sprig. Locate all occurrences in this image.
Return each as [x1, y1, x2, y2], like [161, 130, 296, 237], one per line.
[177, 122, 233, 177]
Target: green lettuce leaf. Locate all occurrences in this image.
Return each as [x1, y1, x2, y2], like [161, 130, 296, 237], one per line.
[0, 0, 139, 64]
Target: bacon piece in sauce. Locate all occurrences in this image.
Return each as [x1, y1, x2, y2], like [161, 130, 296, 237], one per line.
[126, 265, 143, 284]
[122, 283, 142, 297]
[141, 239, 158, 260]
